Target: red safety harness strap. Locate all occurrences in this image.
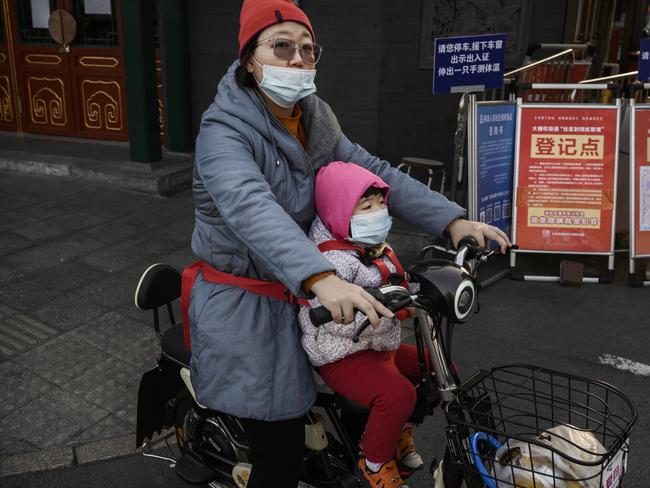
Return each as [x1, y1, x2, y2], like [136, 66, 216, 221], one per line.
[182, 243, 410, 351]
[383, 247, 406, 279]
[318, 240, 409, 288]
[317, 241, 365, 253]
[318, 240, 411, 320]
[181, 261, 202, 350]
[181, 260, 309, 351]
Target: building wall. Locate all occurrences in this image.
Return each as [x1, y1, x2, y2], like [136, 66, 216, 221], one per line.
[377, 0, 461, 167]
[187, 1, 569, 174]
[188, 0, 383, 154]
[528, 0, 569, 45]
[303, 0, 382, 154]
[187, 2, 240, 127]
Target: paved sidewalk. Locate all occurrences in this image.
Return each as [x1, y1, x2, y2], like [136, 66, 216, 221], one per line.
[0, 170, 433, 478]
[0, 172, 197, 477]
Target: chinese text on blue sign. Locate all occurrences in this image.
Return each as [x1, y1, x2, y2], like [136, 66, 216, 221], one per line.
[476, 102, 516, 242]
[433, 34, 507, 94]
[639, 38, 650, 82]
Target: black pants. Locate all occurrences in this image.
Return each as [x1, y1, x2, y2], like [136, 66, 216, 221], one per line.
[239, 416, 305, 488]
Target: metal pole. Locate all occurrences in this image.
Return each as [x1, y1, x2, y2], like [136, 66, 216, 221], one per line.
[505, 49, 575, 77]
[467, 93, 477, 220]
[629, 97, 636, 277]
[510, 97, 523, 272]
[610, 96, 621, 278]
[451, 94, 467, 203]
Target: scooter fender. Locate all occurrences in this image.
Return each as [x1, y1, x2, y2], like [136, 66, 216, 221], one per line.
[135, 356, 185, 447]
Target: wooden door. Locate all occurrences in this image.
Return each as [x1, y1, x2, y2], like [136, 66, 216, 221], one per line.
[66, 0, 127, 140]
[0, 2, 18, 131]
[5, 0, 128, 139]
[9, 0, 76, 135]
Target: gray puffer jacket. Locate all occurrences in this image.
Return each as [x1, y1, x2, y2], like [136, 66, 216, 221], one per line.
[189, 60, 465, 421]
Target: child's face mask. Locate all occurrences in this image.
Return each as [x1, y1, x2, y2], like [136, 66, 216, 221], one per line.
[349, 208, 392, 246]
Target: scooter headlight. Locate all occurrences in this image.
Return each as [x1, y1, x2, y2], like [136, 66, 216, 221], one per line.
[454, 279, 475, 322]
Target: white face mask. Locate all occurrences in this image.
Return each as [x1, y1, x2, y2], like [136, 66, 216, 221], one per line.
[349, 208, 392, 246]
[252, 57, 317, 108]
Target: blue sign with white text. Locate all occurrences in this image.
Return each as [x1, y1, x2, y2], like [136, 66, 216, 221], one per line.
[639, 38, 650, 82]
[433, 34, 507, 94]
[476, 102, 516, 242]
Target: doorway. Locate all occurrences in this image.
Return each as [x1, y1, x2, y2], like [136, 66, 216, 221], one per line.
[1, 0, 129, 140]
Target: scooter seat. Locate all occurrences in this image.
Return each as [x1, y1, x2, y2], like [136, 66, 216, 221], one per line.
[161, 323, 191, 367]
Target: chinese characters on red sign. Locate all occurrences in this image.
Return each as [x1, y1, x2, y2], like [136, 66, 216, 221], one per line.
[515, 107, 618, 252]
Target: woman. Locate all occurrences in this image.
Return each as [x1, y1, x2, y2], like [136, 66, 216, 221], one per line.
[188, 1, 511, 487]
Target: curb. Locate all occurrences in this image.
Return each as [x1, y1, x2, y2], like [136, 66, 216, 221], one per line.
[0, 154, 193, 197]
[0, 430, 176, 479]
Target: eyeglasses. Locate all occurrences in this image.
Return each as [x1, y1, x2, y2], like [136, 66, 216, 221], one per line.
[256, 36, 323, 65]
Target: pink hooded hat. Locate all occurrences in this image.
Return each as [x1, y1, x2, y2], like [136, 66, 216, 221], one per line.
[314, 162, 390, 241]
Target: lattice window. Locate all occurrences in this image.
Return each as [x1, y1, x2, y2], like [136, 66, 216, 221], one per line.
[18, 0, 58, 44]
[71, 0, 118, 46]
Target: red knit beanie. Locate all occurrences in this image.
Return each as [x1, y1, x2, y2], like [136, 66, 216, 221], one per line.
[239, 0, 315, 60]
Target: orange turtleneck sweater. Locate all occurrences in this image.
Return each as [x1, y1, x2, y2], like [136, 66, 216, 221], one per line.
[270, 104, 308, 147]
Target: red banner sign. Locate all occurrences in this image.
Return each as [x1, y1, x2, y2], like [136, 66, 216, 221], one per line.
[515, 106, 618, 252]
[634, 107, 650, 256]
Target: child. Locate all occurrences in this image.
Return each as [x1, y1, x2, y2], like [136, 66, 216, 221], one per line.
[298, 161, 424, 488]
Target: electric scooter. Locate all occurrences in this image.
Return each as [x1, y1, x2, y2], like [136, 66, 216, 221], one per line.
[133, 238, 636, 487]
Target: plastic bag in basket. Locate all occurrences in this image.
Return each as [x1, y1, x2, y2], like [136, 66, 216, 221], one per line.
[491, 425, 607, 488]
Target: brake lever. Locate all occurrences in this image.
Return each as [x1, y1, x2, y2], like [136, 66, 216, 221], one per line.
[468, 243, 519, 263]
[352, 319, 372, 343]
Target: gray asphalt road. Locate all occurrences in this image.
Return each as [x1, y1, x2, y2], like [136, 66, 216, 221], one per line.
[1, 172, 647, 487]
[4, 272, 648, 488]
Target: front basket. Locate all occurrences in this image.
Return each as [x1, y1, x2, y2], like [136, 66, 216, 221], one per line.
[444, 364, 637, 487]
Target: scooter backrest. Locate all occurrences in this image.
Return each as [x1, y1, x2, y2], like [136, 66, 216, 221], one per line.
[134, 263, 182, 310]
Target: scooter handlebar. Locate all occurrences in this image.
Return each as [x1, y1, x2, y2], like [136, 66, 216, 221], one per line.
[309, 286, 414, 337]
[308, 306, 333, 327]
[456, 235, 518, 265]
[308, 306, 370, 343]
[308, 306, 361, 327]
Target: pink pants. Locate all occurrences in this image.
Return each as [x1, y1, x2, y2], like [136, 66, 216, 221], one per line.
[319, 344, 423, 464]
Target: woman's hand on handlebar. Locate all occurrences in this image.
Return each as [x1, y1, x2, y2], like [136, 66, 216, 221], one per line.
[309, 274, 394, 327]
[445, 218, 511, 253]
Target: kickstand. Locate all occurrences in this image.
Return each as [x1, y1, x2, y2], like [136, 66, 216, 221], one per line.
[141, 430, 178, 467]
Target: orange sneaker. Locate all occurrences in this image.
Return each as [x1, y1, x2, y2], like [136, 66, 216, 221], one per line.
[357, 457, 409, 488]
[395, 426, 424, 472]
